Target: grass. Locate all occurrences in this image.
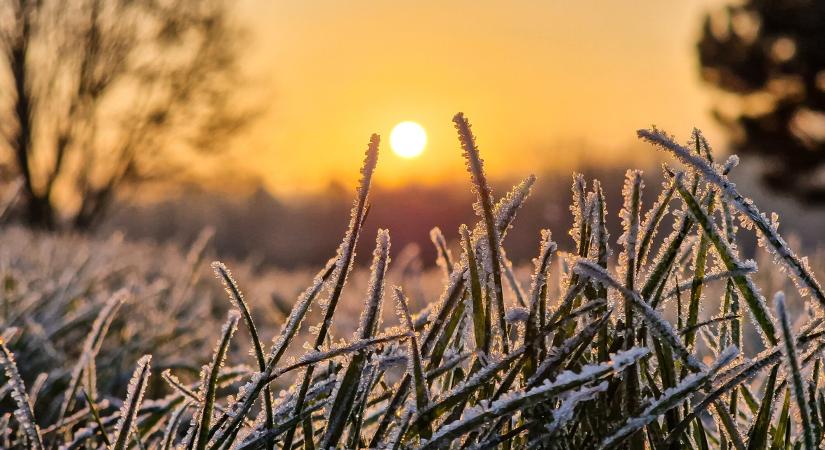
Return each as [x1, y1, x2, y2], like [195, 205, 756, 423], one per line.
[1, 115, 825, 448]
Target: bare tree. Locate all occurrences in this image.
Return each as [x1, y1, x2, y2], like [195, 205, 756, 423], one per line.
[0, 0, 249, 229]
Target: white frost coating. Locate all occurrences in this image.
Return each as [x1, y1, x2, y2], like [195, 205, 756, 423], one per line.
[355, 229, 391, 341]
[527, 312, 613, 388]
[711, 345, 740, 373]
[492, 175, 536, 241]
[420, 348, 648, 450]
[599, 346, 737, 449]
[0, 340, 44, 450]
[421, 351, 522, 413]
[569, 173, 589, 249]
[670, 172, 778, 347]
[317, 135, 379, 334]
[618, 170, 643, 298]
[639, 127, 825, 307]
[430, 227, 453, 275]
[525, 229, 557, 326]
[775, 292, 817, 449]
[394, 286, 430, 411]
[589, 180, 612, 266]
[421, 176, 535, 359]
[618, 170, 643, 251]
[723, 155, 739, 173]
[544, 381, 609, 435]
[215, 332, 401, 446]
[111, 354, 152, 450]
[505, 307, 530, 324]
[637, 179, 674, 267]
[271, 377, 336, 422]
[574, 259, 705, 372]
[661, 266, 757, 301]
[272, 333, 406, 379]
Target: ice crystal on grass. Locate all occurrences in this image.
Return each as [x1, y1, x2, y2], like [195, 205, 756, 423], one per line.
[111, 355, 152, 450]
[640, 127, 825, 307]
[599, 346, 738, 449]
[505, 306, 529, 324]
[5, 117, 825, 450]
[544, 381, 608, 436]
[776, 292, 817, 450]
[0, 340, 44, 450]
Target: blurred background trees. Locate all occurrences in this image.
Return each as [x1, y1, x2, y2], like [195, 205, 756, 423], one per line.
[698, 0, 825, 203]
[0, 0, 249, 229]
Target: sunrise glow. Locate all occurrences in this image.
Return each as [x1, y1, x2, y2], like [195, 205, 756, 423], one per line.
[390, 121, 427, 159]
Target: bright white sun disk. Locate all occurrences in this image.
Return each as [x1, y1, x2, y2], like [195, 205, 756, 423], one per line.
[390, 121, 426, 158]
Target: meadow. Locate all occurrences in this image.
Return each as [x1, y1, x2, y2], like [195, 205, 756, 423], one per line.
[2, 113, 825, 449]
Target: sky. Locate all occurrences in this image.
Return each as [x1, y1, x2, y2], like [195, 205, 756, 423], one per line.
[233, 0, 724, 194]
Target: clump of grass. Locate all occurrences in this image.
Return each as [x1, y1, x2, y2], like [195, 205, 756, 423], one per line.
[2, 115, 825, 449]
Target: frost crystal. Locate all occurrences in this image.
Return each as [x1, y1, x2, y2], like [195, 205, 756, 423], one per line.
[111, 355, 152, 450]
[505, 307, 530, 324]
[639, 127, 825, 307]
[574, 259, 704, 372]
[0, 340, 44, 450]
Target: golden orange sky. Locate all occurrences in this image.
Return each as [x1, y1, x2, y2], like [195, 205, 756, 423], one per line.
[233, 0, 725, 194]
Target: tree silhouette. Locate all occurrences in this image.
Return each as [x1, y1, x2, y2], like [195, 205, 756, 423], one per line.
[698, 0, 825, 203]
[0, 0, 250, 229]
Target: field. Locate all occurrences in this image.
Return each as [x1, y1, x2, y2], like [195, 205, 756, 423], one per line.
[2, 115, 825, 449]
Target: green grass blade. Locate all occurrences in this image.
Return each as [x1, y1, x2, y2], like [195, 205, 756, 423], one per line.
[394, 287, 431, 440]
[0, 339, 44, 450]
[619, 170, 644, 449]
[206, 258, 336, 449]
[430, 227, 454, 276]
[461, 224, 487, 354]
[110, 355, 152, 450]
[637, 179, 675, 271]
[194, 311, 239, 450]
[776, 292, 816, 449]
[574, 259, 704, 372]
[685, 191, 716, 350]
[665, 320, 825, 446]
[211, 261, 274, 445]
[770, 388, 791, 450]
[81, 388, 111, 447]
[747, 365, 779, 450]
[523, 229, 556, 380]
[160, 402, 190, 450]
[808, 358, 822, 444]
[454, 112, 510, 353]
[283, 134, 379, 449]
[672, 173, 777, 346]
[600, 346, 737, 449]
[713, 400, 746, 450]
[420, 348, 649, 450]
[639, 128, 825, 307]
[320, 230, 391, 450]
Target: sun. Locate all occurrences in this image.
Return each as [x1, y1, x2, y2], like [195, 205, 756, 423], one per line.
[390, 121, 427, 159]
